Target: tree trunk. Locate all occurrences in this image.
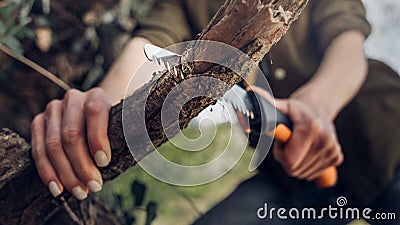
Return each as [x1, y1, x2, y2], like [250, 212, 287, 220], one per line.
[0, 0, 308, 224]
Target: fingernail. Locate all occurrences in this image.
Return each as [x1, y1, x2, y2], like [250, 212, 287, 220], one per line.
[94, 151, 109, 167]
[87, 180, 102, 193]
[48, 181, 62, 197]
[72, 186, 88, 200]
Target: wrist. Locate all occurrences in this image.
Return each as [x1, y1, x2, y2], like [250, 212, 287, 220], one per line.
[288, 31, 368, 121]
[290, 85, 338, 121]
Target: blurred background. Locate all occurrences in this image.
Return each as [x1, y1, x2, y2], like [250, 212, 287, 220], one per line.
[363, 0, 400, 73]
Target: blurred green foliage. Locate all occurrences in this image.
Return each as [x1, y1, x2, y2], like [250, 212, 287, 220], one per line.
[0, 0, 36, 54]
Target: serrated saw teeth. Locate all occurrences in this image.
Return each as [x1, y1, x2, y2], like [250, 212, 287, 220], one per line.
[250, 112, 255, 120]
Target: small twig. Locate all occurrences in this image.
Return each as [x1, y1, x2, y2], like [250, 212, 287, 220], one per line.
[0, 43, 71, 91]
[60, 196, 85, 225]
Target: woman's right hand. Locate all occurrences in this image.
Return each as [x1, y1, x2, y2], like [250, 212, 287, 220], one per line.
[31, 88, 112, 200]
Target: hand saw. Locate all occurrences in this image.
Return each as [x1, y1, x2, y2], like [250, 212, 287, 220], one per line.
[144, 44, 337, 188]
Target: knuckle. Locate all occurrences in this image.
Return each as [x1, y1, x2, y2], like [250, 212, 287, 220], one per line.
[62, 126, 83, 144]
[85, 99, 108, 115]
[326, 146, 337, 157]
[310, 121, 323, 134]
[45, 138, 63, 155]
[88, 88, 111, 105]
[89, 87, 106, 96]
[63, 89, 82, 105]
[330, 142, 341, 155]
[63, 89, 82, 106]
[45, 100, 61, 112]
[320, 132, 332, 143]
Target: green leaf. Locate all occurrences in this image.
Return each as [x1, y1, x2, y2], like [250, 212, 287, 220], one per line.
[1, 35, 24, 55]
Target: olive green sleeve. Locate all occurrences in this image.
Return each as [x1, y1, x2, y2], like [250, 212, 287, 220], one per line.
[311, 0, 371, 52]
[133, 0, 192, 47]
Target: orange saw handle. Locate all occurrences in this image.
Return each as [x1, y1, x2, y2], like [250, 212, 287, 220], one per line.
[250, 91, 338, 188]
[271, 123, 338, 188]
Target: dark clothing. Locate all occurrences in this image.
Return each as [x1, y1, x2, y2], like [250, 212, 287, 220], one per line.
[133, 0, 400, 206]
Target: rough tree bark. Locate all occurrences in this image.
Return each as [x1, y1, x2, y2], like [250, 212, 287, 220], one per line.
[0, 0, 308, 224]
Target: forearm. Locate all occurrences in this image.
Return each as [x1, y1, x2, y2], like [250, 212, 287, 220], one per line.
[292, 30, 368, 120]
[99, 37, 153, 105]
